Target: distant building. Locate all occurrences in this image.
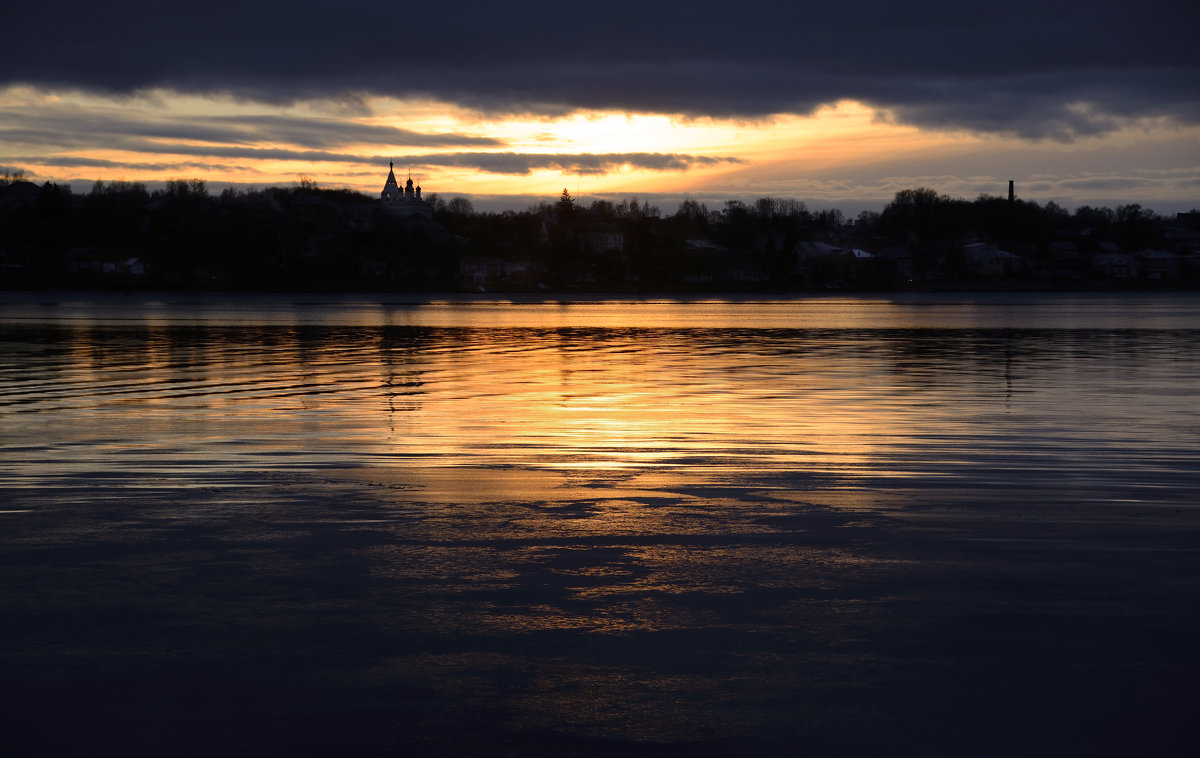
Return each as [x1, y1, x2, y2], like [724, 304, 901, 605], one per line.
[380, 162, 433, 218]
[0, 180, 42, 210]
[963, 242, 1022, 277]
[1092, 252, 1138, 279]
[1175, 210, 1200, 229]
[1135, 249, 1182, 279]
[459, 255, 531, 287]
[581, 227, 625, 255]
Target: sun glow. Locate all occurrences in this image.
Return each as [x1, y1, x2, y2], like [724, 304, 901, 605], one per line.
[5, 85, 1197, 212]
[3, 85, 938, 191]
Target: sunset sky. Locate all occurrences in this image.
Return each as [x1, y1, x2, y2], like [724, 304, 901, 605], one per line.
[3, 1, 1198, 215]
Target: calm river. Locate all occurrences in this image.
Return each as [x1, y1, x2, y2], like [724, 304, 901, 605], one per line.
[2, 292, 1198, 756]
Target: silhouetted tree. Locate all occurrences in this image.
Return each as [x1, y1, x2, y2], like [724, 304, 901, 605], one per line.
[616, 197, 659, 220]
[445, 197, 474, 216]
[855, 210, 880, 234]
[0, 167, 28, 187]
[1114, 203, 1158, 248]
[814, 208, 843, 233]
[161, 178, 208, 199]
[588, 199, 616, 217]
[674, 198, 706, 222]
[557, 188, 576, 222]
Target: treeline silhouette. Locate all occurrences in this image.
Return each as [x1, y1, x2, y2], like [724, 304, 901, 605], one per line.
[1, 173, 1196, 291]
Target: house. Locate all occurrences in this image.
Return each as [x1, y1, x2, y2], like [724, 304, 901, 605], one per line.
[1047, 240, 1079, 260]
[0, 180, 42, 210]
[60, 249, 146, 277]
[684, 239, 726, 253]
[581, 227, 624, 255]
[459, 255, 531, 287]
[872, 246, 916, 281]
[795, 241, 844, 260]
[1135, 249, 1182, 279]
[963, 242, 1022, 277]
[1092, 252, 1138, 279]
[724, 255, 772, 283]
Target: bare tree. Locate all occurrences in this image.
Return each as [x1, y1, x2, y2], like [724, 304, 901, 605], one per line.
[446, 197, 474, 216]
[1, 167, 28, 187]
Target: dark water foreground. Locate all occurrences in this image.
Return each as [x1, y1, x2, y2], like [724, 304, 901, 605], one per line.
[2, 293, 1199, 756]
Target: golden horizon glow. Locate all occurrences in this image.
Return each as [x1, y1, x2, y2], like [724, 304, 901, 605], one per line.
[4, 86, 1198, 212]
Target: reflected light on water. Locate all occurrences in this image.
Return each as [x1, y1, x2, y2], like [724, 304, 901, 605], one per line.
[3, 295, 1197, 512]
[3, 294, 1200, 754]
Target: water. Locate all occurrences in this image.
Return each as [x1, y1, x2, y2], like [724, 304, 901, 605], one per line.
[2, 292, 1199, 756]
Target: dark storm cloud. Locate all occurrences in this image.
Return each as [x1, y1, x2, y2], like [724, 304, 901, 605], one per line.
[5, 1, 1197, 140]
[24, 156, 246, 173]
[411, 152, 738, 175]
[207, 115, 502, 149]
[1, 97, 737, 175]
[14, 149, 734, 176]
[0, 104, 499, 150]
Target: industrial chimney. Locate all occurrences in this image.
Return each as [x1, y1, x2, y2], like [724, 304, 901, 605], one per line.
[1008, 180, 1015, 203]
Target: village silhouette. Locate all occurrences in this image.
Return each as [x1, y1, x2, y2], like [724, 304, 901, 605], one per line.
[2, 166, 1198, 292]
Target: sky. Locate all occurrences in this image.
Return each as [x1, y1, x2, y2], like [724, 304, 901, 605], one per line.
[3, 1, 1198, 216]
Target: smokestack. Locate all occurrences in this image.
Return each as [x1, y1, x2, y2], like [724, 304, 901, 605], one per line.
[1008, 180, 1015, 203]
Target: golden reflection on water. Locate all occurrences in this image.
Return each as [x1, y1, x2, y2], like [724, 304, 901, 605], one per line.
[4, 297, 1200, 751]
[3, 298, 1199, 502]
[2, 303, 1198, 558]
[366, 327, 899, 477]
